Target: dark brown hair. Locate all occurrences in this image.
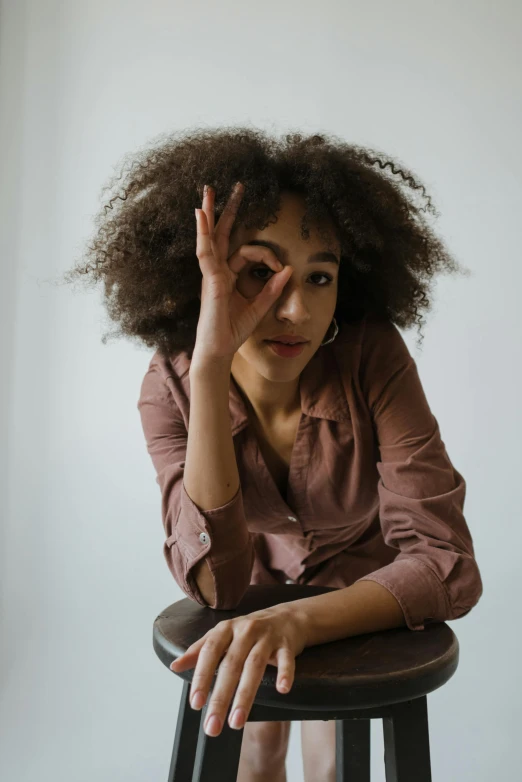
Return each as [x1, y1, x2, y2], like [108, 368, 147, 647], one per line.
[61, 126, 469, 358]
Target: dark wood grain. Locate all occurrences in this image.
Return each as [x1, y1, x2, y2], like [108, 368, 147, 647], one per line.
[154, 584, 459, 711]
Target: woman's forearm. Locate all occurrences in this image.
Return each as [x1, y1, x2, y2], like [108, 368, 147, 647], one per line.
[291, 580, 406, 648]
[185, 357, 239, 509]
[184, 356, 243, 604]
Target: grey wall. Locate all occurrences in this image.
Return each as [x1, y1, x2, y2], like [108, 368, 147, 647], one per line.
[1, 1, 520, 779]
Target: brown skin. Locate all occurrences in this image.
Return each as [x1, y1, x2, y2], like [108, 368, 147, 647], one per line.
[228, 190, 341, 427]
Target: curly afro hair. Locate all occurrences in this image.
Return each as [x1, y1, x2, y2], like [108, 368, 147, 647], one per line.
[61, 126, 469, 359]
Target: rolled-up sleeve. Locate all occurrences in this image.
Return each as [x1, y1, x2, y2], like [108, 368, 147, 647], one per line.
[355, 316, 483, 631]
[137, 364, 254, 609]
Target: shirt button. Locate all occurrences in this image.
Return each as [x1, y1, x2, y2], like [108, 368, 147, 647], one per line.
[199, 532, 209, 544]
[287, 516, 297, 522]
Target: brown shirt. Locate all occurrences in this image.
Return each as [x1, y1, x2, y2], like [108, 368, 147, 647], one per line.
[137, 314, 483, 631]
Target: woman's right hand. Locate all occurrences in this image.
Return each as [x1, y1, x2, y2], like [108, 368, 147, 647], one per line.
[192, 182, 294, 364]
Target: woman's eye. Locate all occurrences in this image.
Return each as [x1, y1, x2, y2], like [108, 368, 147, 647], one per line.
[251, 267, 333, 286]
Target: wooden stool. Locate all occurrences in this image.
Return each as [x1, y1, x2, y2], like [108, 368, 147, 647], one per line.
[153, 584, 459, 781]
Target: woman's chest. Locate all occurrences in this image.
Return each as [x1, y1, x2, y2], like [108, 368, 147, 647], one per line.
[249, 414, 300, 500]
[237, 411, 380, 536]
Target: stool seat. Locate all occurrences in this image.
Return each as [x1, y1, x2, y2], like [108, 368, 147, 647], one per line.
[153, 584, 459, 711]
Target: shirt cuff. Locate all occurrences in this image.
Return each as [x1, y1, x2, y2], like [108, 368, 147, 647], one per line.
[355, 556, 451, 631]
[172, 481, 254, 609]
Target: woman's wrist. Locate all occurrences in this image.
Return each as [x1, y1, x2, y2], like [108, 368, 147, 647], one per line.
[190, 349, 233, 376]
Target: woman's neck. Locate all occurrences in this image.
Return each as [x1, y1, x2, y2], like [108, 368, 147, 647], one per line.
[230, 360, 301, 429]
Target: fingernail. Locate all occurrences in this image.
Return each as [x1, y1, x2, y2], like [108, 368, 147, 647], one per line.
[191, 691, 205, 710]
[278, 678, 289, 692]
[229, 707, 246, 729]
[204, 714, 222, 736]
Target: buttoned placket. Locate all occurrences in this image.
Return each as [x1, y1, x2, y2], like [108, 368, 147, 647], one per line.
[252, 412, 313, 528]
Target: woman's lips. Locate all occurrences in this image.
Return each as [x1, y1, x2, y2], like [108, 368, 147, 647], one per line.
[265, 340, 307, 358]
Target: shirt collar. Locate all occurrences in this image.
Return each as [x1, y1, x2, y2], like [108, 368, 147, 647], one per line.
[228, 324, 352, 436]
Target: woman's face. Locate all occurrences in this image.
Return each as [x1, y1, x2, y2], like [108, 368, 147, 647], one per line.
[227, 190, 341, 380]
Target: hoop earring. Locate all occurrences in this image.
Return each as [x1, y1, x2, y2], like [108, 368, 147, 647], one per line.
[320, 316, 338, 346]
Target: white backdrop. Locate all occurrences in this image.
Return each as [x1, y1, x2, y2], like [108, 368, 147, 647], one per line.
[1, 1, 520, 780]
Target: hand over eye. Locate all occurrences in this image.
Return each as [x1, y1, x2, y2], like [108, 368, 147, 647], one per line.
[193, 182, 294, 365]
[169, 604, 307, 736]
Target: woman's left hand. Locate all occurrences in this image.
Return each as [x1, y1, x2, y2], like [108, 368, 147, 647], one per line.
[169, 603, 308, 736]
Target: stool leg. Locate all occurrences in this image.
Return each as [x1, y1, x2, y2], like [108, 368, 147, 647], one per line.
[192, 703, 245, 782]
[382, 696, 432, 782]
[336, 718, 371, 782]
[167, 679, 202, 782]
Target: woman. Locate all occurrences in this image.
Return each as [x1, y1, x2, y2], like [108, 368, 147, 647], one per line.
[65, 128, 483, 782]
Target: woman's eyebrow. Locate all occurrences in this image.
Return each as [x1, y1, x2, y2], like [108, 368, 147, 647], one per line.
[245, 239, 339, 265]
